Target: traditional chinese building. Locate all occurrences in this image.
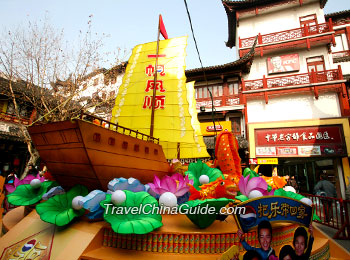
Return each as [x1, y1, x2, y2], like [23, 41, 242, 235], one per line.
[185, 47, 255, 163]
[72, 63, 127, 120]
[327, 10, 350, 78]
[0, 76, 37, 177]
[221, 0, 350, 198]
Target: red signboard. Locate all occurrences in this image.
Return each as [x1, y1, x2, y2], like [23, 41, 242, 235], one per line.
[206, 125, 223, 132]
[267, 54, 300, 74]
[256, 126, 344, 146]
[255, 125, 346, 157]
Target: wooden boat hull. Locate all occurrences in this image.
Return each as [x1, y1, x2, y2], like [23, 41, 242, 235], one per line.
[28, 120, 170, 190]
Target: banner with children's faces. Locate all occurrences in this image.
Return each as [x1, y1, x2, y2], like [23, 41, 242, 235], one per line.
[234, 196, 313, 233]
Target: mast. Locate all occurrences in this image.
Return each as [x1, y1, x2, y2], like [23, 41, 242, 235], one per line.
[150, 15, 161, 138]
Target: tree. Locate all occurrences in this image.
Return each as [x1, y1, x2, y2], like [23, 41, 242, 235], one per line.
[0, 16, 125, 177]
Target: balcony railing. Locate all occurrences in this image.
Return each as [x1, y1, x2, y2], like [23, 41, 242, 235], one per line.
[243, 69, 341, 91]
[239, 21, 333, 49]
[196, 95, 241, 109]
[0, 111, 30, 125]
[332, 50, 350, 60]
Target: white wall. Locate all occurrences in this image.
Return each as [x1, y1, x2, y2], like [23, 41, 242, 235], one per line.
[237, 2, 326, 40]
[335, 61, 350, 76]
[247, 92, 341, 123]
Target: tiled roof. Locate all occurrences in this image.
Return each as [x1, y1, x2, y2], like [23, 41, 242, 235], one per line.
[325, 9, 350, 19]
[222, 0, 327, 8]
[222, 0, 328, 48]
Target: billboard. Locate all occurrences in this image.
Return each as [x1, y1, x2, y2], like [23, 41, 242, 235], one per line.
[267, 54, 300, 74]
[234, 196, 313, 233]
[255, 125, 346, 157]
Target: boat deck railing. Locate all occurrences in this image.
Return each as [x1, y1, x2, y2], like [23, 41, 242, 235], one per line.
[80, 112, 160, 144]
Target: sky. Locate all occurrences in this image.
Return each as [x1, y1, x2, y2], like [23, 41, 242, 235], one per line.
[1, 0, 350, 70]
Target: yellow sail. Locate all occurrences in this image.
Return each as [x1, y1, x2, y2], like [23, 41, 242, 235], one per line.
[111, 36, 209, 159]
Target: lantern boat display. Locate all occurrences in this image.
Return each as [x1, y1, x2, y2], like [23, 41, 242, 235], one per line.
[1, 35, 350, 260]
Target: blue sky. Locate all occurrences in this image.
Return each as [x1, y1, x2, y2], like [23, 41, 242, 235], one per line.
[1, 0, 349, 70]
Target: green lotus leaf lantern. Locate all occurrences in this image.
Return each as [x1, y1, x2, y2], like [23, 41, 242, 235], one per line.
[185, 160, 224, 190]
[243, 167, 259, 179]
[100, 190, 163, 234]
[182, 198, 233, 229]
[274, 188, 304, 200]
[7, 181, 58, 206]
[36, 185, 89, 226]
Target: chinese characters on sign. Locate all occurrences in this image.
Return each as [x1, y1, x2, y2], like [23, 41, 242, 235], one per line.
[257, 202, 307, 219]
[264, 131, 331, 143]
[235, 196, 313, 233]
[255, 125, 346, 157]
[143, 60, 166, 110]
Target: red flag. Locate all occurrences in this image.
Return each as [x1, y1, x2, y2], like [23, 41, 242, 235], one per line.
[159, 15, 168, 39]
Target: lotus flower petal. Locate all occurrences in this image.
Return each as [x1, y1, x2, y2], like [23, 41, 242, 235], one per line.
[246, 177, 267, 194]
[238, 175, 250, 196]
[154, 175, 161, 188]
[171, 173, 183, 182]
[148, 183, 168, 195]
[174, 186, 190, 197]
[14, 177, 20, 187]
[160, 176, 177, 193]
[148, 173, 192, 197]
[5, 184, 16, 193]
[185, 175, 194, 186]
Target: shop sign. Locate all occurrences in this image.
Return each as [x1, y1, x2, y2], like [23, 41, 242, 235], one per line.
[200, 121, 231, 136]
[249, 158, 258, 164]
[256, 147, 276, 156]
[255, 125, 346, 157]
[257, 158, 278, 164]
[298, 146, 321, 156]
[256, 125, 344, 146]
[276, 147, 298, 156]
[206, 125, 223, 132]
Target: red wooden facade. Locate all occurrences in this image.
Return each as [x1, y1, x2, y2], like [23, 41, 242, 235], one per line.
[238, 20, 335, 57]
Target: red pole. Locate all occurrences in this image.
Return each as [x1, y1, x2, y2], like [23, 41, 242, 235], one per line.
[150, 15, 161, 138]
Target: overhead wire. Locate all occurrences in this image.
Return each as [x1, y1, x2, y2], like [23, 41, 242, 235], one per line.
[183, 0, 219, 159]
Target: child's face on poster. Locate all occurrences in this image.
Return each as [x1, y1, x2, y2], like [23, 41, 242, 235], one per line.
[294, 236, 306, 256]
[259, 228, 272, 251]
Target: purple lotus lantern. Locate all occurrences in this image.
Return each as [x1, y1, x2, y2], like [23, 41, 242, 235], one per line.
[148, 173, 193, 206]
[5, 174, 45, 194]
[238, 175, 274, 199]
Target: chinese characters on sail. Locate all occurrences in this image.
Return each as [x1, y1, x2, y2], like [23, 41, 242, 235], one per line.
[143, 63, 166, 110]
